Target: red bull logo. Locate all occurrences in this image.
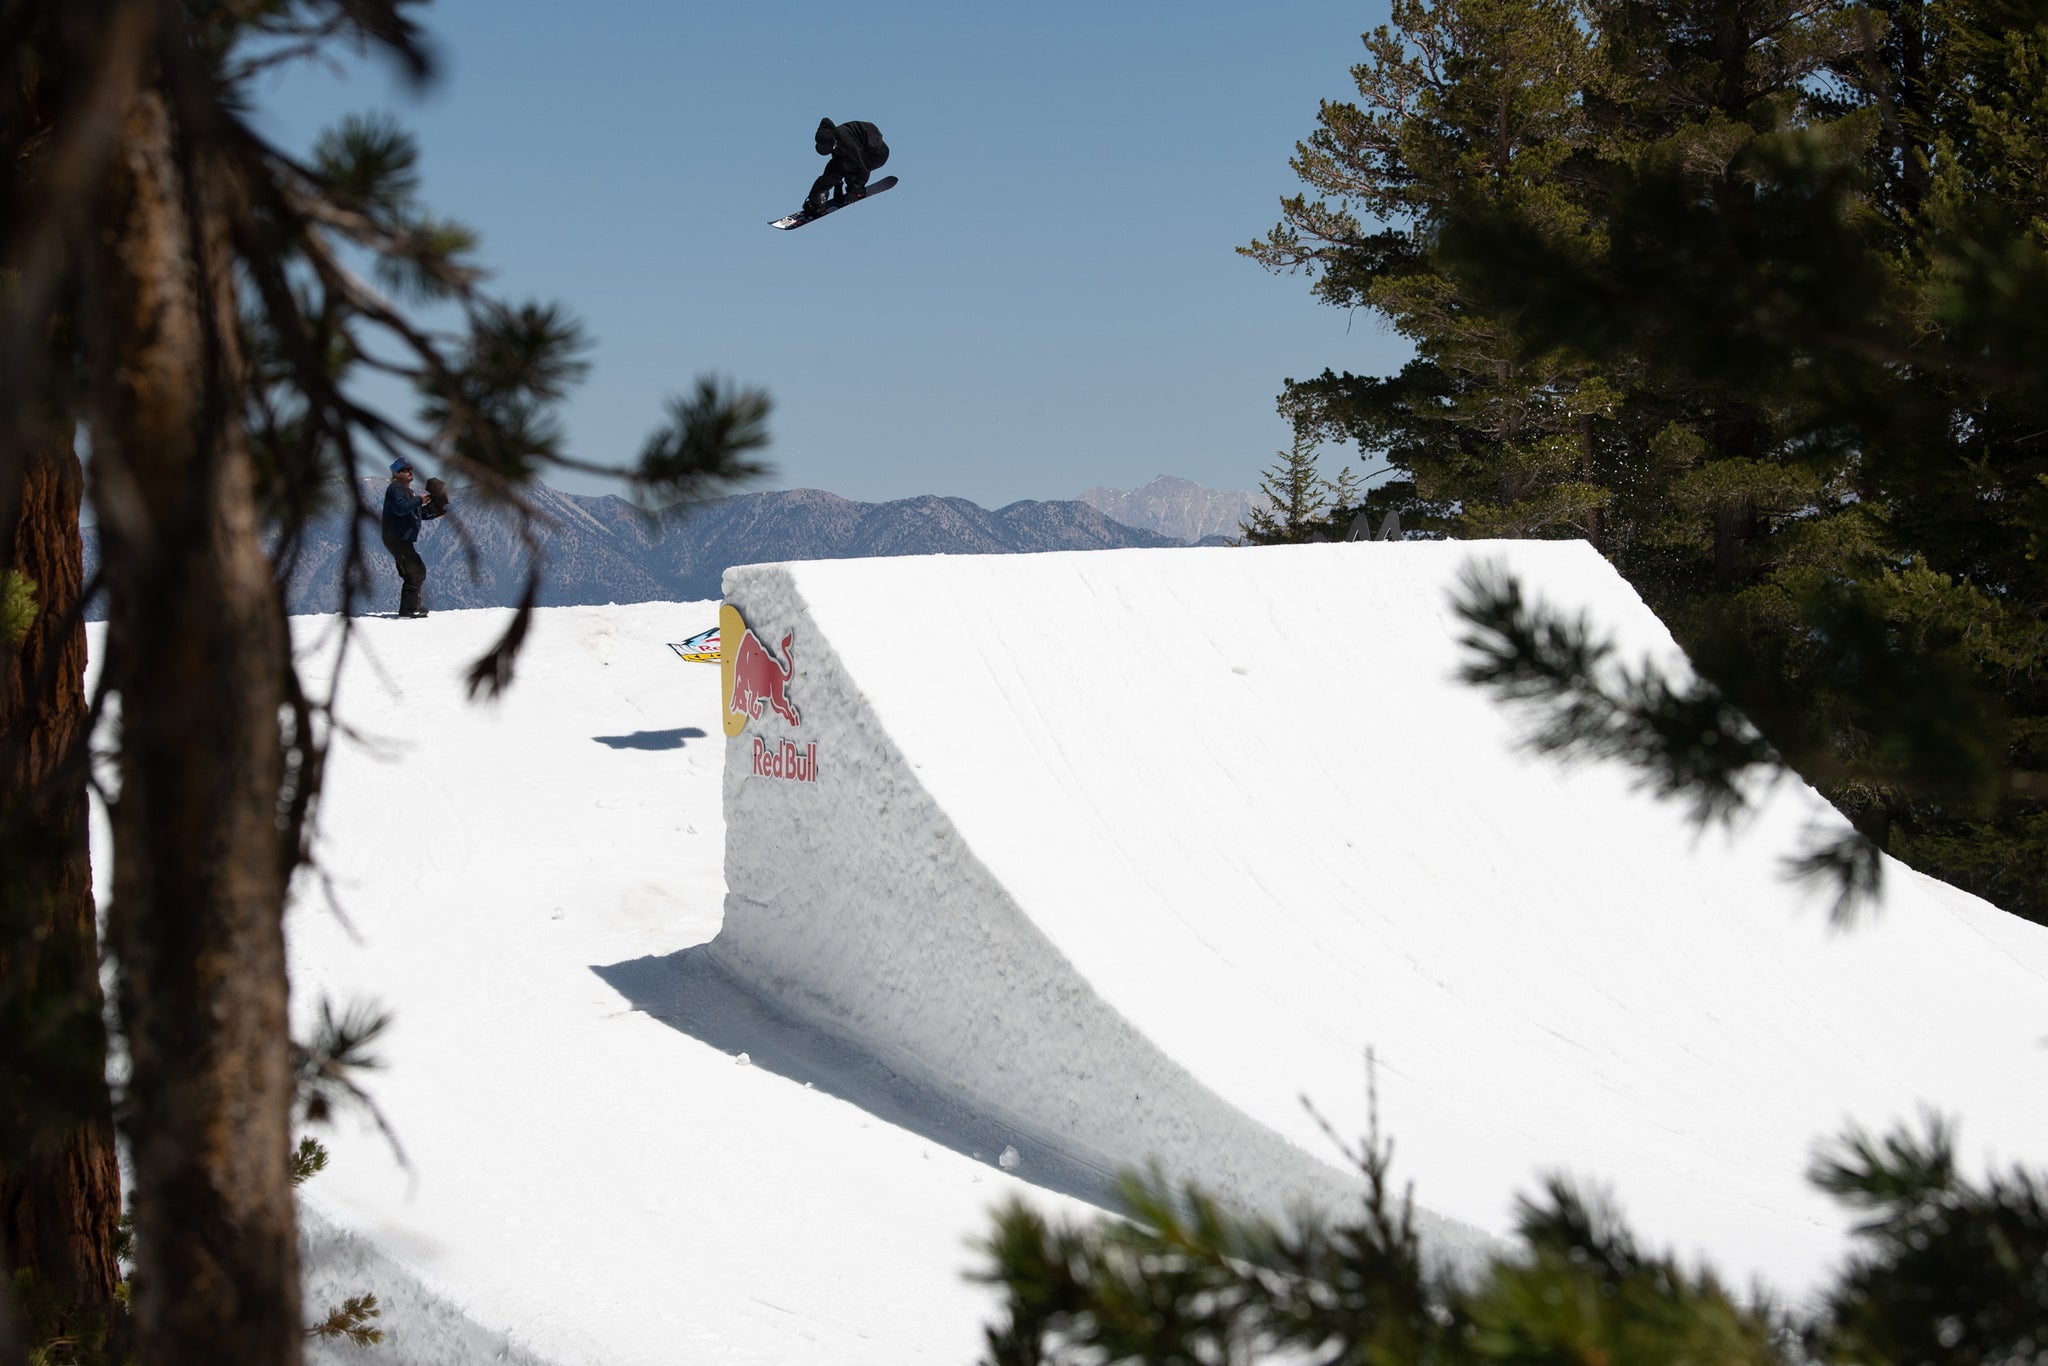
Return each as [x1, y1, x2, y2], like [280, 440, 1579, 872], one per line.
[730, 627, 800, 728]
[752, 737, 818, 782]
[719, 606, 819, 784]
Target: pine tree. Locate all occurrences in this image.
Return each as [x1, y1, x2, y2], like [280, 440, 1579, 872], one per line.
[1, 2, 772, 1357]
[1247, 0, 2048, 919]
[1242, 430, 1332, 543]
[975, 1111, 2048, 1366]
[1242, 0, 1616, 549]
[1430, 0, 2048, 918]
[1240, 430, 1375, 545]
[0, 14, 123, 1333]
[0, 415, 121, 1354]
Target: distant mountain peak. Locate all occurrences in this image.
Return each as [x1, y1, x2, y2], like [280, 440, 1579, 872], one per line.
[1073, 476, 1265, 545]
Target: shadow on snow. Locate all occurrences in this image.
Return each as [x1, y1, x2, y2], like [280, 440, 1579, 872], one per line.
[590, 727, 708, 751]
[590, 946, 1123, 1212]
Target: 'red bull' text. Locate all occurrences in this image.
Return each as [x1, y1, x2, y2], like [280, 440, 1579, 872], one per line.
[752, 737, 819, 783]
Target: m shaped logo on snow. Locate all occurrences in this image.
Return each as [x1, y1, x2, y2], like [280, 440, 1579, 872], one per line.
[720, 604, 818, 782]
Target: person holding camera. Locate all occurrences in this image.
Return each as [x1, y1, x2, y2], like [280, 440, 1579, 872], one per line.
[381, 457, 447, 618]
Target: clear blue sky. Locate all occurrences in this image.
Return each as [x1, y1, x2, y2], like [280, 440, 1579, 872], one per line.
[254, 1, 1410, 507]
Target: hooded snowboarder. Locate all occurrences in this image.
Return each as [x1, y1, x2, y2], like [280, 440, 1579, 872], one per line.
[806, 118, 889, 216]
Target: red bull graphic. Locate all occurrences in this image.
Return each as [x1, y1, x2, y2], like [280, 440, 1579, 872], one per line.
[720, 606, 819, 783]
[731, 627, 800, 728]
[752, 737, 818, 782]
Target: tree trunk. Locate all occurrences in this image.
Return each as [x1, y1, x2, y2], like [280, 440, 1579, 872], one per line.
[1579, 415, 1605, 554]
[90, 85, 302, 1365]
[1894, 0, 1929, 210]
[0, 432, 122, 1317]
[1713, 494, 1753, 584]
[1714, 0, 1752, 115]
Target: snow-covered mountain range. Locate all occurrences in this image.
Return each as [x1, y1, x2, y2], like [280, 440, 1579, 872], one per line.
[83, 480, 1248, 618]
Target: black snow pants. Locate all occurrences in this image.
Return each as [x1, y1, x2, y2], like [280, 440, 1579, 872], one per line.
[384, 533, 427, 616]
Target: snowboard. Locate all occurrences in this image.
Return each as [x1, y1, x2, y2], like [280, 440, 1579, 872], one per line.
[770, 176, 898, 230]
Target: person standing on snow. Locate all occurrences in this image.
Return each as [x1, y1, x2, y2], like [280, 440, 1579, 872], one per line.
[381, 456, 445, 618]
[806, 117, 888, 215]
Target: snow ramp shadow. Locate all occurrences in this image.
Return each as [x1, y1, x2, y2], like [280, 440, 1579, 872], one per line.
[709, 542, 2048, 1296]
[592, 942, 1127, 1208]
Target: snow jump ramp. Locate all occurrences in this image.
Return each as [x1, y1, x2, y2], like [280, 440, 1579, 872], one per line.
[710, 541, 2048, 1296]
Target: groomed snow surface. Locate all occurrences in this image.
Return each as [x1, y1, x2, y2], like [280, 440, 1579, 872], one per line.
[92, 540, 2048, 1365]
[716, 543, 2048, 1302]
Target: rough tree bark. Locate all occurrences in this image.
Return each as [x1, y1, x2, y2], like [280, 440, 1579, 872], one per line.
[0, 432, 122, 1318]
[89, 81, 302, 1364]
[1579, 414, 1606, 554]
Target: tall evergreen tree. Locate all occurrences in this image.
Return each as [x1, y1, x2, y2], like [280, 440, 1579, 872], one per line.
[1246, 0, 2048, 920]
[1, 1, 770, 1356]
[1243, 0, 1614, 547]
[1, 430, 120, 1345]
[1, 28, 124, 1351]
[1240, 431, 1364, 544]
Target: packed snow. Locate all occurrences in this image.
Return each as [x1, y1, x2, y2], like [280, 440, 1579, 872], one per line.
[716, 542, 2048, 1304]
[259, 602, 1090, 1366]
[87, 540, 2048, 1364]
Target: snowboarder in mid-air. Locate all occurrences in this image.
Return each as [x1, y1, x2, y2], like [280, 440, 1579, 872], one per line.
[770, 118, 897, 229]
[806, 117, 887, 214]
[770, 118, 897, 228]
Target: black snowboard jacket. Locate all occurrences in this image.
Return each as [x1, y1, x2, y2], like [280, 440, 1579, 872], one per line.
[809, 119, 888, 207]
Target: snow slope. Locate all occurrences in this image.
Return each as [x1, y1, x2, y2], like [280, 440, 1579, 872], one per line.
[85, 539, 2048, 1364]
[262, 604, 1098, 1366]
[717, 541, 2048, 1302]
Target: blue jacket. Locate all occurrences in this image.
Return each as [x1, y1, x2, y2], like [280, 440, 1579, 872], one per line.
[382, 479, 424, 544]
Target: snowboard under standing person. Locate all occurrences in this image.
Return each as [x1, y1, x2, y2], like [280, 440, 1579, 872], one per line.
[806, 118, 888, 216]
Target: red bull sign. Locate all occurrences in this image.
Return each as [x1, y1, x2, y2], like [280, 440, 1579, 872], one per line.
[751, 736, 818, 781]
[720, 604, 819, 784]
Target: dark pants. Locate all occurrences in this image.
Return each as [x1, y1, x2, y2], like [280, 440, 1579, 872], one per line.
[383, 534, 426, 616]
[809, 145, 886, 208]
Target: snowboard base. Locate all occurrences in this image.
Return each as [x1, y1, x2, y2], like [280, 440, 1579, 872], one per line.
[771, 176, 898, 230]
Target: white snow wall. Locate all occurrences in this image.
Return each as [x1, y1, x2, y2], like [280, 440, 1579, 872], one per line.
[707, 551, 1432, 1236]
[714, 542, 2048, 1296]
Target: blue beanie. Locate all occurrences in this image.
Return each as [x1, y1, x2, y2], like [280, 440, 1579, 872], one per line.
[391, 457, 413, 474]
